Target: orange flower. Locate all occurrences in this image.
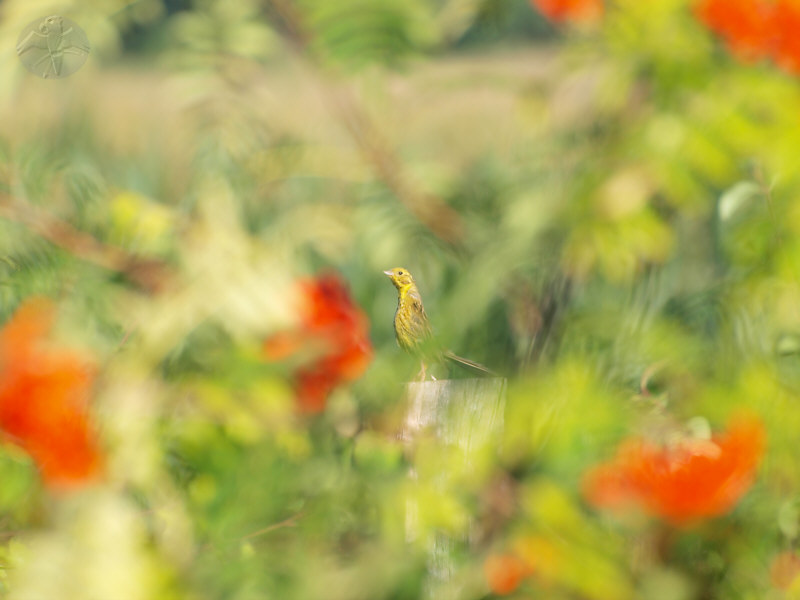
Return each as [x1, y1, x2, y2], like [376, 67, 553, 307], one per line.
[530, 0, 603, 23]
[0, 300, 102, 489]
[694, 0, 774, 59]
[264, 274, 372, 414]
[484, 553, 532, 596]
[772, 0, 800, 73]
[694, 0, 800, 74]
[583, 417, 764, 525]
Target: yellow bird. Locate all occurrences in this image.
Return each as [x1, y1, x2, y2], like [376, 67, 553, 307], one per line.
[383, 267, 494, 379]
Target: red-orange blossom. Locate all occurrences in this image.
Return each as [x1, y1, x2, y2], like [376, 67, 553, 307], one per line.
[530, 0, 603, 23]
[583, 417, 764, 525]
[0, 300, 102, 488]
[264, 274, 372, 414]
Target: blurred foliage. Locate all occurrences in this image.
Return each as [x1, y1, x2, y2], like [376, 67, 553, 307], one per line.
[0, 0, 799, 598]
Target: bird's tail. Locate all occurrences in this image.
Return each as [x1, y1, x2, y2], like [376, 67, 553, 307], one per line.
[443, 350, 496, 376]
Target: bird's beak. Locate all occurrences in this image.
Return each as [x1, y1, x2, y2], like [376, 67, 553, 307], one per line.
[383, 270, 393, 277]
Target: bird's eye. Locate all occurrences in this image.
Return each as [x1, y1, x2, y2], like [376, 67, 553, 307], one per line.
[398, 270, 404, 275]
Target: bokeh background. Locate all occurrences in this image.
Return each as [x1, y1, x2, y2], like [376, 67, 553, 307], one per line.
[1, 0, 800, 598]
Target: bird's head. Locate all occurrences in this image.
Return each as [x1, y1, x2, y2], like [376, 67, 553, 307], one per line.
[383, 267, 415, 290]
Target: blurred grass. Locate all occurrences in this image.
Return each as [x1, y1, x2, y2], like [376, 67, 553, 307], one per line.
[0, 0, 800, 598]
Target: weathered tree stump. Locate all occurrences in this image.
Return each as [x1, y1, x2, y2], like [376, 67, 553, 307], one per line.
[402, 378, 507, 595]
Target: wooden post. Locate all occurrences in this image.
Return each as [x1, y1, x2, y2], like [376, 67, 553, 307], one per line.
[402, 378, 507, 594]
[403, 378, 506, 447]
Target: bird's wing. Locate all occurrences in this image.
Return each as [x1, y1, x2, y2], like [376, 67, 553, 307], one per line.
[409, 295, 433, 342]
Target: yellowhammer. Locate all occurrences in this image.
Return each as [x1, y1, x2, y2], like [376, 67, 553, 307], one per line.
[384, 267, 494, 379]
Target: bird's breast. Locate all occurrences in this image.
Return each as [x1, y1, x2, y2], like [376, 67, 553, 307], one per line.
[394, 294, 429, 352]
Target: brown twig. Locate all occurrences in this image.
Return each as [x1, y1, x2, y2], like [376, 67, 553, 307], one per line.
[0, 193, 172, 293]
[199, 511, 305, 555]
[329, 85, 465, 242]
[241, 511, 304, 541]
[265, 0, 464, 244]
[265, 0, 312, 49]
